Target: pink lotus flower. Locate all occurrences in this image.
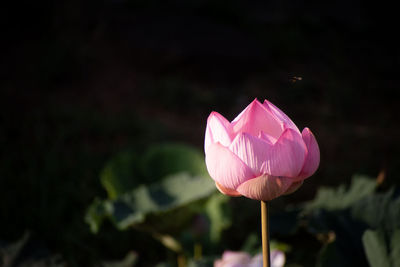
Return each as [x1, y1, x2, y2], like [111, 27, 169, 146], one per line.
[214, 250, 285, 267]
[205, 99, 319, 201]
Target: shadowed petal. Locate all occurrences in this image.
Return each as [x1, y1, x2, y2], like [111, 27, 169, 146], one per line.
[260, 128, 307, 178]
[205, 112, 233, 152]
[232, 99, 284, 139]
[229, 133, 272, 176]
[263, 99, 300, 133]
[236, 175, 292, 201]
[215, 182, 242, 197]
[298, 128, 320, 179]
[284, 180, 303, 195]
[205, 142, 255, 190]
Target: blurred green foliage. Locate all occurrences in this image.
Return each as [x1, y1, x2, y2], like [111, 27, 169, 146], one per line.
[87, 160, 400, 267]
[99, 144, 209, 200]
[302, 176, 400, 267]
[88, 171, 216, 233]
[86, 143, 233, 256]
[2, 151, 400, 267]
[304, 175, 377, 211]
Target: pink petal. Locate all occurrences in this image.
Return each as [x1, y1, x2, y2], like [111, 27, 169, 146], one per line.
[236, 175, 292, 201]
[216, 182, 242, 197]
[258, 131, 277, 144]
[205, 142, 255, 190]
[204, 124, 213, 153]
[222, 251, 251, 262]
[260, 128, 307, 178]
[229, 133, 272, 176]
[215, 251, 251, 267]
[232, 99, 284, 139]
[204, 112, 233, 153]
[283, 180, 303, 195]
[249, 254, 263, 267]
[271, 250, 286, 267]
[298, 128, 320, 179]
[263, 99, 300, 133]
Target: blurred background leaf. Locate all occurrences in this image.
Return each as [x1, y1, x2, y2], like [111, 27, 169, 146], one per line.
[304, 175, 377, 212]
[101, 151, 142, 200]
[100, 143, 209, 200]
[86, 143, 220, 257]
[362, 230, 390, 267]
[390, 230, 400, 267]
[300, 175, 400, 267]
[204, 194, 231, 243]
[351, 189, 400, 231]
[89, 172, 216, 231]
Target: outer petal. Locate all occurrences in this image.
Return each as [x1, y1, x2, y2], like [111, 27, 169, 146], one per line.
[263, 99, 300, 133]
[260, 128, 307, 178]
[283, 180, 303, 195]
[215, 182, 242, 197]
[229, 133, 272, 176]
[232, 99, 284, 139]
[298, 128, 320, 179]
[204, 125, 213, 153]
[205, 142, 255, 190]
[236, 175, 292, 201]
[204, 112, 233, 153]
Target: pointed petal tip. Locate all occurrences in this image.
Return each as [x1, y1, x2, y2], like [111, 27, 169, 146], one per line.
[262, 98, 272, 107]
[302, 127, 312, 135]
[263, 99, 300, 133]
[232, 98, 284, 138]
[205, 112, 233, 150]
[245, 98, 263, 110]
[262, 99, 275, 112]
[207, 111, 226, 121]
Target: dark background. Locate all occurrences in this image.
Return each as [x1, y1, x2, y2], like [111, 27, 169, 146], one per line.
[1, 0, 399, 266]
